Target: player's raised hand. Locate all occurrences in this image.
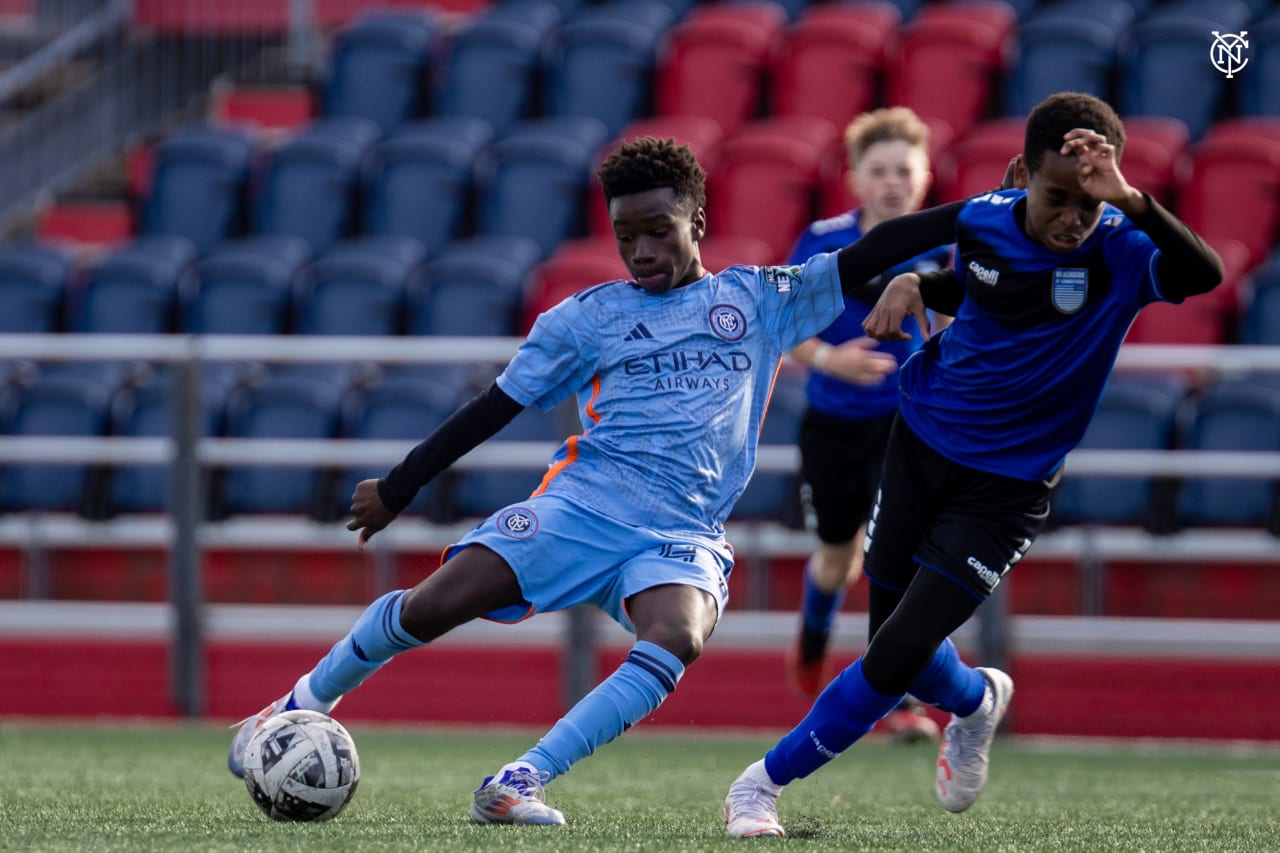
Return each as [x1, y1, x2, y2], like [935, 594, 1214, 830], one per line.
[348, 478, 398, 549]
[1062, 128, 1140, 207]
[863, 272, 930, 342]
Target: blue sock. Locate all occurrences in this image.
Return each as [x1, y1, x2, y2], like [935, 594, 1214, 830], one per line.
[519, 640, 684, 781]
[906, 638, 986, 716]
[305, 589, 426, 703]
[763, 659, 904, 785]
[800, 565, 845, 636]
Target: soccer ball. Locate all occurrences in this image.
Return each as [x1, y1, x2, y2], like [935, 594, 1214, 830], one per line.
[242, 709, 360, 822]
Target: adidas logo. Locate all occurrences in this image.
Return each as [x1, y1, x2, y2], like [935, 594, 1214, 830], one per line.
[623, 322, 654, 341]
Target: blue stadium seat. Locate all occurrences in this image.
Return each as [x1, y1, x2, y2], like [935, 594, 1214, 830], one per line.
[476, 117, 610, 258]
[1242, 256, 1280, 345]
[139, 123, 256, 254]
[361, 117, 494, 256]
[250, 117, 381, 254]
[321, 10, 438, 135]
[0, 373, 113, 514]
[1176, 378, 1280, 529]
[452, 402, 572, 519]
[1119, 2, 1252, 140]
[1242, 11, 1280, 118]
[1003, 13, 1120, 117]
[0, 241, 73, 333]
[217, 373, 347, 517]
[333, 373, 462, 519]
[541, 1, 671, 137]
[732, 368, 805, 522]
[181, 235, 310, 335]
[432, 3, 557, 138]
[1052, 375, 1186, 528]
[69, 235, 197, 334]
[1024, 0, 1136, 32]
[293, 235, 425, 337]
[408, 235, 542, 337]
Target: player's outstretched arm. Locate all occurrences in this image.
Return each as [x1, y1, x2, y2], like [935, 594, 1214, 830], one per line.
[835, 200, 964, 301]
[347, 383, 525, 547]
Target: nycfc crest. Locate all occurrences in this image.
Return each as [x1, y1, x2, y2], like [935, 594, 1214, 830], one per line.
[497, 507, 539, 539]
[708, 304, 747, 341]
[1210, 31, 1248, 78]
[1051, 268, 1088, 314]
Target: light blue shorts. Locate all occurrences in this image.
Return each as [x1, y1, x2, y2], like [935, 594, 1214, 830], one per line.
[444, 494, 733, 633]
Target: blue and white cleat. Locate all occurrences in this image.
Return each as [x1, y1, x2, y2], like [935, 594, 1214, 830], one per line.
[470, 761, 566, 825]
[724, 759, 785, 838]
[227, 692, 292, 778]
[936, 666, 1014, 813]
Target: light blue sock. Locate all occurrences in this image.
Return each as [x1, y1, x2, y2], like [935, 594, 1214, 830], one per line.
[800, 564, 845, 636]
[519, 640, 685, 781]
[763, 658, 904, 785]
[304, 589, 426, 704]
[906, 638, 986, 716]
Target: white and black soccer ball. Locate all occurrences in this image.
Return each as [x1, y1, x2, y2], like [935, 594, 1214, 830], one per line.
[242, 709, 360, 822]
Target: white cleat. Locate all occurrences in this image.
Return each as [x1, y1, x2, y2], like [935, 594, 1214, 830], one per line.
[936, 667, 1014, 813]
[724, 759, 785, 838]
[227, 692, 292, 778]
[471, 761, 566, 826]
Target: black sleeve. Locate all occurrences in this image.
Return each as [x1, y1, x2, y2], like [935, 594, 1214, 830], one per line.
[376, 383, 525, 514]
[1128, 194, 1223, 299]
[835, 200, 965, 299]
[917, 267, 965, 316]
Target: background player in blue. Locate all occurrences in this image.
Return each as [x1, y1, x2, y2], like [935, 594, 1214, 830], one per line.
[784, 107, 948, 746]
[224, 137, 964, 826]
[723, 92, 1224, 839]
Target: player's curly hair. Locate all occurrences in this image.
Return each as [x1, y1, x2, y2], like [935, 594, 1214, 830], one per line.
[1024, 92, 1126, 174]
[596, 137, 707, 212]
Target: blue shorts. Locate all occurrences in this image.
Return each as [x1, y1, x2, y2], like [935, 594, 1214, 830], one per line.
[444, 494, 733, 633]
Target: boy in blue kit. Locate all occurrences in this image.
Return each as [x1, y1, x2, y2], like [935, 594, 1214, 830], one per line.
[724, 92, 1224, 838]
[225, 137, 965, 826]
[785, 107, 947, 745]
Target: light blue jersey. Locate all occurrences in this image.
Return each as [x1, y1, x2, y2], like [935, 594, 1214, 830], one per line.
[495, 252, 846, 539]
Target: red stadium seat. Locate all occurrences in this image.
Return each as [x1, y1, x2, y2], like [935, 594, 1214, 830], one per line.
[1122, 237, 1250, 347]
[522, 238, 630, 332]
[913, 0, 1017, 42]
[1177, 126, 1280, 268]
[1116, 116, 1189, 207]
[769, 1, 900, 130]
[37, 200, 134, 250]
[588, 116, 727, 237]
[706, 116, 839, 261]
[933, 117, 1024, 203]
[654, 2, 786, 138]
[211, 85, 315, 136]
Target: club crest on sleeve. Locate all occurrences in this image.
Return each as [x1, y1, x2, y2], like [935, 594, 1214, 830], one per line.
[497, 507, 539, 539]
[1051, 268, 1088, 314]
[708, 305, 747, 341]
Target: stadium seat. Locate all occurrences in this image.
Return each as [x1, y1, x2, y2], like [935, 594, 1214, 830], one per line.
[321, 9, 437, 135]
[913, 0, 1017, 40]
[1118, 3, 1252, 141]
[432, 2, 557, 138]
[706, 116, 838, 261]
[68, 235, 197, 334]
[1022, 0, 1136, 33]
[542, 0, 671, 138]
[361, 116, 494, 256]
[216, 373, 347, 517]
[726, 0, 808, 23]
[475, 116, 611, 258]
[769, 1, 899, 131]
[1176, 125, 1280, 268]
[732, 367, 805, 522]
[37, 199, 133, 250]
[1114, 116, 1189, 207]
[0, 372, 113, 515]
[522, 237, 630, 331]
[933, 117, 1024, 203]
[250, 117, 381, 254]
[653, 2, 786, 138]
[1176, 377, 1280, 530]
[1002, 13, 1119, 118]
[210, 84, 315, 135]
[884, 6, 1011, 141]
[699, 234, 776, 273]
[333, 373, 461, 520]
[1242, 11, 1280, 117]
[181, 235, 310, 336]
[408, 235, 542, 337]
[1052, 375, 1186, 529]
[588, 115, 726, 236]
[848, 0, 926, 22]
[0, 241, 73, 333]
[139, 123, 256, 254]
[293, 235, 426, 338]
[1241, 256, 1280, 345]
[451, 402, 573, 519]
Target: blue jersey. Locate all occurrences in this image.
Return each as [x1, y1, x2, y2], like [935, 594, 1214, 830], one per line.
[899, 189, 1171, 481]
[496, 253, 846, 538]
[788, 209, 951, 419]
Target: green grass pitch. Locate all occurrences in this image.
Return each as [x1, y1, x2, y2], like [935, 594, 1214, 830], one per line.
[2, 722, 1278, 851]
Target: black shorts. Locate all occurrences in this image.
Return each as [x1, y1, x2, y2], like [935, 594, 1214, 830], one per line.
[863, 414, 1057, 601]
[798, 407, 895, 544]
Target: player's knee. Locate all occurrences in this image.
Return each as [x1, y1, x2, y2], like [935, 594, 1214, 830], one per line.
[641, 627, 704, 666]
